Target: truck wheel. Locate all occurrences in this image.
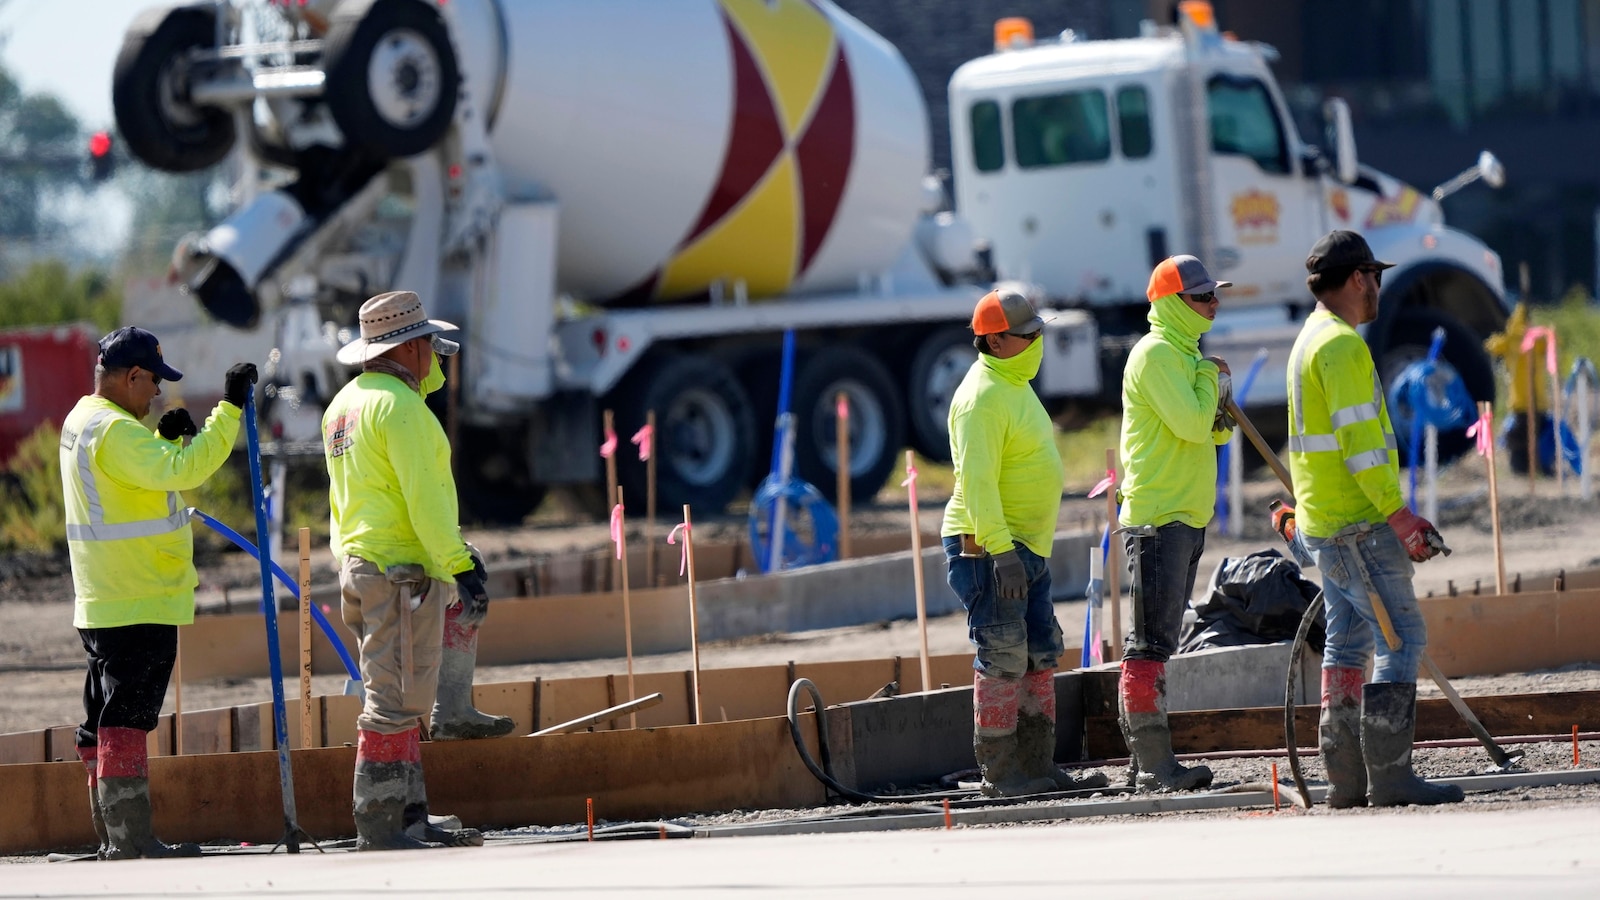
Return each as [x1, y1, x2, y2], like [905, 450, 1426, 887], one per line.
[112, 5, 237, 173]
[792, 346, 906, 503]
[906, 327, 977, 463]
[456, 427, 548, 525]
[1374, 307, 1495, 464]
[613, 354, 757, 514]
[323, 0, 459, 160]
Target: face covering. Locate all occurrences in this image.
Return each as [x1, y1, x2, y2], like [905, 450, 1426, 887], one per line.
[983, 333, 1045, 384]
[420, 351, 446, 398]
[1149, 293, 1213, 348]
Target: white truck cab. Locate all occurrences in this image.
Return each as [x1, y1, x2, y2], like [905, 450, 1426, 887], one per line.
[949, 5, 1507, 447]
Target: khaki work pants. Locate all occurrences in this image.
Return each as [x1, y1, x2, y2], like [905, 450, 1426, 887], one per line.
[340, 556, 447, 735]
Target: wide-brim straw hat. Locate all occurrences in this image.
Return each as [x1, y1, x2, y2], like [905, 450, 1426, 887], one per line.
[335, 290, 460, 365]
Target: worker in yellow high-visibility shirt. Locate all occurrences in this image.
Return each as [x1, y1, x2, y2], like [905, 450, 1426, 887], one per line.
[60, 326, 256, 859]
[1484, 302, 1554, 475]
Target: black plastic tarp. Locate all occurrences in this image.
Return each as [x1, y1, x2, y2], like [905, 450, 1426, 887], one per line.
[1179, 549, 1326, 654]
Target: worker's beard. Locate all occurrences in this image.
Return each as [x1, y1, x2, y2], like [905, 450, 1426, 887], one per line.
[1362, 282, 1380, 324]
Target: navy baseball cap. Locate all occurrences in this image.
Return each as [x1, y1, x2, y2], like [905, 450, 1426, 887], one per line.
[98, 327, 184, 381]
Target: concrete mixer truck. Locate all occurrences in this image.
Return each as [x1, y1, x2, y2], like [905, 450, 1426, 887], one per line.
[112, 0, 1508, 521]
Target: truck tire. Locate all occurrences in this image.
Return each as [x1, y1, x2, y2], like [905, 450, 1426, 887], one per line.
[456, 426, 548, 525]
[1373, 307, 1495, 464]
[323, 0, 459, 160]
[792, 346, 906, 504]
[906, 327, 977, 463]
[112, 5, 237, 173]
[612, 354, 757, 514]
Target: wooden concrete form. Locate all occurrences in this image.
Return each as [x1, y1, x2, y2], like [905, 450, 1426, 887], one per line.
[1082, 688, 1600, 759]
[0, 715, 828, 856]
[0, 653, 981, 766]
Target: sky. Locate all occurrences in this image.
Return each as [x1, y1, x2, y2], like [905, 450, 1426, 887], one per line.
[0, 0, 145, 126]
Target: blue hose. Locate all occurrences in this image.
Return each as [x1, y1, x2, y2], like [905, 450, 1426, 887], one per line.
[189, 508, 360, 680]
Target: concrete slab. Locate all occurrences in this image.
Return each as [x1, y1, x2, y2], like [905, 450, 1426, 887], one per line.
[5, 805, 1597, 897]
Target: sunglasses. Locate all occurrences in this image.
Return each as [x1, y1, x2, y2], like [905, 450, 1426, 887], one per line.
[1184, 291, 1218, 304]
[1360, 267, 1384, 287]
[1005, 330, 1041, 343]
[137, 368, 162, 386]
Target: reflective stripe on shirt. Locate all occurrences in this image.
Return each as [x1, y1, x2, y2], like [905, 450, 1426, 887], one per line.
[67, 410, 188, 542]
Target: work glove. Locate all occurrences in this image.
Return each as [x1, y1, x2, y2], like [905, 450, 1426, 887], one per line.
[1213, 372, 1236, 432]
[991, 548, 1028, 601]
[454, 568, 490, 628]
[1387, 507, 1442, 563]
[157, 407, 198, 440]
[1269, 500, 1297, 543]
[223, 362, 259, 409]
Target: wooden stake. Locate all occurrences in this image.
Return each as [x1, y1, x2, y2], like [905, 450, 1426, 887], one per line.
[645, 409, 658, 586]
[904, 450, 932, 693]
[603, 409, 619, 589]
[1483, 402, 1508, 596]
[299, 527, 313, 750]
[615, 486, 637, 729]
[836, 391, 852, 560]
[173, 628, 183, 756]
[683, 505, 703, 725]
[1528, 354, 1539, 496]
[1104, 449, 1123, 663]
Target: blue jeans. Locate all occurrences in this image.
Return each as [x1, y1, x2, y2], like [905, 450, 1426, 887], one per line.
[1121, 522, 1206, 663]
[943, 536, 1063, 678]
[1305, 522, 1426, 683]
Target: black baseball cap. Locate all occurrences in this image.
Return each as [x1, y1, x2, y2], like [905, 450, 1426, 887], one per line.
[1306, 230, 1395, 275]
[98, 327, 184, 381]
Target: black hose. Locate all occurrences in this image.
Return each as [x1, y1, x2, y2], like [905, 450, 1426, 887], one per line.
[1284, 592, 1323, 809]
[785, 678, 980, 804]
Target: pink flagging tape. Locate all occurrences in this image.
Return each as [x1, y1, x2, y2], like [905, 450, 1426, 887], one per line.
[631, 423, 654, 461]
[667, 521, 692, 576]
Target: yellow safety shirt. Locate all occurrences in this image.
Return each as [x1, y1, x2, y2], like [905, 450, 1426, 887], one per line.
[323, 363, 470, 582]
[60, 396, 241, 629]
[1286, 309, 1404, 538]
[941, 339, 1063, 557]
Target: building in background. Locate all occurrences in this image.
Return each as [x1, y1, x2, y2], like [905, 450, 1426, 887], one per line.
[839, 0, 1600, 301]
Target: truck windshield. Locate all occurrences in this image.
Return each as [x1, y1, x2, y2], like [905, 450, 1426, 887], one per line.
[1011, 90, 1111, 168]
[1206, 74, 1288, 174]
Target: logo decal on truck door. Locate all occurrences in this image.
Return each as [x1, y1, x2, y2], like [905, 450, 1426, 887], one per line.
[1230, 189, 1280, 245]
[1365, 185, 1421, 229]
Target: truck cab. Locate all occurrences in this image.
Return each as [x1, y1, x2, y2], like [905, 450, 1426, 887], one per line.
[948, 5, 1507, 446]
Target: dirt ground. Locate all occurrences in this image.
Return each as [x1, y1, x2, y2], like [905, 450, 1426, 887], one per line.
[3, 459, 1599, 737]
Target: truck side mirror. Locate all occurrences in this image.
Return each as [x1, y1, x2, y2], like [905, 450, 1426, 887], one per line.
[1477, 150, 1506, 189]
[1323, 97, 1358, 185]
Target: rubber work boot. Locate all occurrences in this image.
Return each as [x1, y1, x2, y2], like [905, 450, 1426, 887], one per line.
[96, 727, 201, 860]
[1116, 689, 1140, 788]
[77, 744, 108, 859]
[973, 671, 1055, 797]
[1119, 659, 1213, 792]
[354, 728, 432, 851]
[1016, 669, 1109, 791]
[401, 730, 484, 847]
[1361, 682, 1465, 807]
[428, 609, 515, 741]
[1319, 666, 1368, 808]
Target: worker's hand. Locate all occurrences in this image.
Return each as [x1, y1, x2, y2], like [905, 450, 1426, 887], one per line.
[991, 549, 1028, 601]
[157, 408, 198, 441]
[454, 568, 490, 627]
[1387, 507, 1440, 562]
[1213, 372, 1236, 431]
[1269, 501, 1297, 543]
[465, 541, 488, 581]
[1206, 355, 1231, 376]
[223, 363, 259, 409]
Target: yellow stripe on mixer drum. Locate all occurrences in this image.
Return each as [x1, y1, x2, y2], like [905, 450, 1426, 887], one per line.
[659, 154, 800, 299]
[720, 0, 837, 137]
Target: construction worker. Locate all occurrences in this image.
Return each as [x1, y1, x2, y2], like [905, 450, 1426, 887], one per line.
[1282, 230, 1462, 808]
[1116, 255, 1234, 792]
[942, 287, 1110, 797]
[1484, 302, 1554, 476]
[324, 291, 494, 851]
[61, 326, 256, 859]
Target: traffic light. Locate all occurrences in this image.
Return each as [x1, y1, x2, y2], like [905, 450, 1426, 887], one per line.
[88, 131, 115, 182]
